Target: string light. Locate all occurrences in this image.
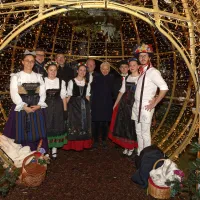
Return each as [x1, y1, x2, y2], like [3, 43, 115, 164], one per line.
[0, 3, 199, 161]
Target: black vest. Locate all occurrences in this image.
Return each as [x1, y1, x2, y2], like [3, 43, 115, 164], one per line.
[72, 79, 87, 97]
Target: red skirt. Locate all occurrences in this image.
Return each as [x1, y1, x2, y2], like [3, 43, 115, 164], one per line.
[109, 134, 138, 149]
[108, 104, 138, 149]
[62, 139, 92, 151]
[109, 104, 119, 133]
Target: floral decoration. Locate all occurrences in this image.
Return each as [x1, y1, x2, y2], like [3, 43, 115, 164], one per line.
[44, 61, 58, 72]
[134, 43, 153, 54]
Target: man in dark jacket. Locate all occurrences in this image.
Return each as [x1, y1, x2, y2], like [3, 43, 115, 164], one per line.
[85, 59, 99, 105]
[55, 53, 75, 87]
[91, 62, 115, 149]
[85, 59, 97, 83]
[33, 48, 47, 77]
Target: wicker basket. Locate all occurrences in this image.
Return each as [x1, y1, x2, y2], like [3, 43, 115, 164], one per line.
[17, 152, 47, 187]
[148, 159, 171, 199]
[17, 140, 47, 187]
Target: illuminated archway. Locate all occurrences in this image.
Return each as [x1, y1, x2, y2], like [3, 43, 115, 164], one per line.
[0, 0, 199, 160]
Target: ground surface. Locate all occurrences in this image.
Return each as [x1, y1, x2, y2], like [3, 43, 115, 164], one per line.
[2, 142, 187, 200]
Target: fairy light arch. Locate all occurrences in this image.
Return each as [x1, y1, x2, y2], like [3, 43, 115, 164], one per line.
[0, 0, 199, 161]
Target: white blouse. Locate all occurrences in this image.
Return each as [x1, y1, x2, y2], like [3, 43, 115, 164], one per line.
[135, 67, 168, 102]
[119, 75, 139, 94]
[67, 78, 91, 96]
[10, 71, 47, 111]
[44, 77, 67, 99]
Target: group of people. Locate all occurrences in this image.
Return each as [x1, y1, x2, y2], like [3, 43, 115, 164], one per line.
[3, 43, 168, 160]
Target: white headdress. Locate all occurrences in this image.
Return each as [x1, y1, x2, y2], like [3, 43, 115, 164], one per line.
[24, 49, 36, 56]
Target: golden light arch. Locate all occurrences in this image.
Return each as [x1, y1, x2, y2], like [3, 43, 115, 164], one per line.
[0, 0, 199, 161]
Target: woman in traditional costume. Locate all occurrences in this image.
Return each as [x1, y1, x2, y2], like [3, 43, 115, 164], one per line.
[44, 61, 67, 159]
[3, 50, 48, 151]
[109, 58, 140, 156]
[109, 60, 129, 145]
[63, 64, 92, 151]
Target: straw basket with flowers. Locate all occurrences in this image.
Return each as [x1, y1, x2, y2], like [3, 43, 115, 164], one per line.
[17, 140, 50, 187]
[148, 159, 184, 199]
[148, 159, 171, 199]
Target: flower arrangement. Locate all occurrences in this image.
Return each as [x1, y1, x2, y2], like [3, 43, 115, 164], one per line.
[134, 43, 153, 54]
[165, 169, 184, 197]
[30, 151, 50, 166]
[165, 143, 200, 199]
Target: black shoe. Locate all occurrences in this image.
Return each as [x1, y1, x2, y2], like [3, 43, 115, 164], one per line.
[102, 141, 108, 149]
[92, 143, 98, 149]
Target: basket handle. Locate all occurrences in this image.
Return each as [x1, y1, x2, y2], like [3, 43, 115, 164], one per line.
[153, 159, 165, 170]
[21, 139, 43, 173]
[22, 153, 35, 170]
[21, 152, 41, 178]
[21, 153, 35, 180]
[37, 139, 43, 152]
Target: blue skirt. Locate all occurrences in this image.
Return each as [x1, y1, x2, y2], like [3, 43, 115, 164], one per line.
[3, 105, 48, 151]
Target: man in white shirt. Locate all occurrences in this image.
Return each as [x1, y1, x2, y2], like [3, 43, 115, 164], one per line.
[132, 44, 168, 155]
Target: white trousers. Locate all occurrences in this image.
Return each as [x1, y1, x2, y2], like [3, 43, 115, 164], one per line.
[135, 121, 151, 155]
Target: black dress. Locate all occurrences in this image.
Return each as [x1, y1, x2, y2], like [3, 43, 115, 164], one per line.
[63, 79, 92, 151]
[45, 78, 67, 148]
[109, 78, 138, 149]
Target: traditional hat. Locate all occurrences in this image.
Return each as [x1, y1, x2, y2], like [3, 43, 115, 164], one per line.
[134, 43, 154, 57]
[44, 60, 58, 71]
[118, 60, 128, 68]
